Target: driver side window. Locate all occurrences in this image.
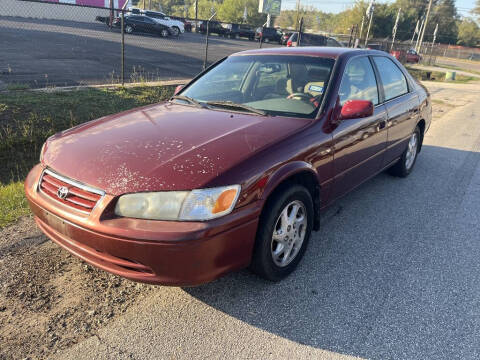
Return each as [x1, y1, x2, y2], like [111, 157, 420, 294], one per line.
[339, 57, 379, 105]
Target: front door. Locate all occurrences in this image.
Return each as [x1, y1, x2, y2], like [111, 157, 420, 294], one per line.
[332, 56, 388, 199]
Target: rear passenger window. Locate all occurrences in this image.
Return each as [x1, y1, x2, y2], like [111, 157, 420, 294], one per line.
[339, 57, 379, 105]
[373, 57, 408, 101]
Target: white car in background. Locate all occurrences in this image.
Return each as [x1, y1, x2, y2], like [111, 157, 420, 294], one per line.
[128, 8, 185, 36]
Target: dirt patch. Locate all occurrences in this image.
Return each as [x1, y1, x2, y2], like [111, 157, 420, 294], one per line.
[0, 217, 155, 360]
[431, 99, 456, 120]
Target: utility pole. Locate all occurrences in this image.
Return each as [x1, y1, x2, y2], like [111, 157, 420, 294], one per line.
[359, 15, 365, 39]
[411, 19, 419, 44]
[295, 0, 301, 31]
[390, 7, 401, 51]
[364, 0, 375, 47]
[415, 16, 425, 51]
[429, 23, 438, 64]
[417, 0, 433, 53]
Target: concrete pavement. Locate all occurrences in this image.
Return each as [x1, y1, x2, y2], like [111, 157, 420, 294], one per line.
[53, 83, 480, 360]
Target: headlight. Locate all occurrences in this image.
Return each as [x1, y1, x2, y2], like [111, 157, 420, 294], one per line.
[114, 185, 240, 221]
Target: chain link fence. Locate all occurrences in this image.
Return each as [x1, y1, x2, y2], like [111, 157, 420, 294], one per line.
[0, 0, 281, 89]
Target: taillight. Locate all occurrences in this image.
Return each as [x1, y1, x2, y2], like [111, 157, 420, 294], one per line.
[287, 40, 292, 47]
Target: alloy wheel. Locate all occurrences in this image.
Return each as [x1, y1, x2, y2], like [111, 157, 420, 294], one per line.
[405, 132, 418, 170]
[271, 200, 307, 267]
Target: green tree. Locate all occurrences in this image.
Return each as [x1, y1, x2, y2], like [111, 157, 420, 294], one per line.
[457, 18, 480, 46]
[217, 0, 266, 26]
[429, 0, 458, 44]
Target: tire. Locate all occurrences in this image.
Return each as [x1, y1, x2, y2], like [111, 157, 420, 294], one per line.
[160, 29, 169, 38]
[125, 25, 133, 34]
[171, 26, 180, 36]
[250, 185, 314, 281]
[388, 126, 421, 177]
[264, 38, 270, 43]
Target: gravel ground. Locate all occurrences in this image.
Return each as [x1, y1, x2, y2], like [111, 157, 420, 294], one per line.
[0, 216, 155, 360]
[0, 82, 479, 359]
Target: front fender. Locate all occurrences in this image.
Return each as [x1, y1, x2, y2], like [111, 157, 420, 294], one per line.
[261, 161, 317, 200]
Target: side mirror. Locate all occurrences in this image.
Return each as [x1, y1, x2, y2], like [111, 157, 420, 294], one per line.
[174, 85, 184, 95]
[340, 99, 374, 120]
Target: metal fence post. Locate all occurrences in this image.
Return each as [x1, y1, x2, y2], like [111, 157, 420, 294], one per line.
[298, 17, 303, 46]
[121, 9, 125, 86]
[203, 13, 216, 70]
[259, 25, 264, 48]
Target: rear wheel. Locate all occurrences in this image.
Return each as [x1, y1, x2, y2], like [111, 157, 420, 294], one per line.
[264, 38, 270, 43]
[250, 185, 313, 281]
[388, 126, 421, 177]
[160, 29, 169, 38]
[125, 25, 133, 34]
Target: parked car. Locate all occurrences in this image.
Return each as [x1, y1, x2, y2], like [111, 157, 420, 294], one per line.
[114, 15, 171, 37]
[366, 43, 384, 51]
[224, 23, 255, 40]
[391, 49, 421, 63]
[198, 20, 227, 36]
[26, 48, 431, 286]
[169, 16, 193, 32]
[280, 31, 293, 45]
[128, 8, 185, 36]
[287, 32, 343, 47]
[255, 27, 283, 43]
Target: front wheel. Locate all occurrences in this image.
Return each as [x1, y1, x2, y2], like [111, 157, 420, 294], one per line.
[250, 185, 314, 281]
[388, 126, 421, 177]
[125, 25, 133, 34]
[171, 26, 180, 36]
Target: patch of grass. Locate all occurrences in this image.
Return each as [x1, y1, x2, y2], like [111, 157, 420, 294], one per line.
[434, 63, 480, 76]
[0, 182, 30, 228]
[0, 85, 175, 228]
[406, 67, 475, 83]
[6, 83, 31, 91]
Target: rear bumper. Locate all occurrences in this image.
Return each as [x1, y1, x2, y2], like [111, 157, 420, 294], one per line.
[25, 164, 261, 286]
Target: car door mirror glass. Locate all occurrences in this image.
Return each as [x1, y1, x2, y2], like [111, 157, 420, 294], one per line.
[340, 100, 374, 120]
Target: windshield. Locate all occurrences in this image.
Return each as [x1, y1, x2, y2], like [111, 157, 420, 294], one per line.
[179, 55, 335, 118]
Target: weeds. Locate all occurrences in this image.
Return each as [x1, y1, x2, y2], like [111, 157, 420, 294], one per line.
[0, 85, 175, 227]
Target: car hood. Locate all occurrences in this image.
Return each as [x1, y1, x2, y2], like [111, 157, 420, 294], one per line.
[42, 102, 310, 195]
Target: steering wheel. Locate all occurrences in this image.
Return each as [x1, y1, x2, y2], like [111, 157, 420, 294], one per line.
[287, 93, 313, 102]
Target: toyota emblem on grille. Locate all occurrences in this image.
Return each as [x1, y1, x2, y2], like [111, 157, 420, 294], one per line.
[57, 186, 69, 200]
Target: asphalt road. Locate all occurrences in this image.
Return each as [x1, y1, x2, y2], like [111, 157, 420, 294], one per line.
[45, 82, 480, 360]
[436, 57, 480, 74]
[0, 17, 278, 88]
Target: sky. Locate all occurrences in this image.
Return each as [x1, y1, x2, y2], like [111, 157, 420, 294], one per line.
[280, 0, 477, 17]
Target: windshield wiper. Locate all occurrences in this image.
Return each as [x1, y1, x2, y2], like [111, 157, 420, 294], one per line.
[206, 101, 267, 116]
[171, 95, 205, 108]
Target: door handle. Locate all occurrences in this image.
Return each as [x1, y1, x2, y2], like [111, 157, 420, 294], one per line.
[377, 119, 387, 131]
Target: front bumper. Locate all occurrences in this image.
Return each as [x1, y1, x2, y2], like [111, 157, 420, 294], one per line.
[25, 164, 261, 286]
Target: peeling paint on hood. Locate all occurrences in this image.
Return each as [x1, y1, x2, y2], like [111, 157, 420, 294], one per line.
[43, 102, 310, 195]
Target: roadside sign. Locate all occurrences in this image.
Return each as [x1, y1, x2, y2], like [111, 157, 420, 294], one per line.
[258, 0, 281, 16]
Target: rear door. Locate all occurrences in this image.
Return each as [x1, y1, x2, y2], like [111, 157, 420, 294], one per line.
[371, 56, 419, 165]
[331, 56, 388, 199]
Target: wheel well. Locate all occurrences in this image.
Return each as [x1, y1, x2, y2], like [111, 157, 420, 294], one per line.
[417, 119, 426, 151]
[262, 171, 321, 231]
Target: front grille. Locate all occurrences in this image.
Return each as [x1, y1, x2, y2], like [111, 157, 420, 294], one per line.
[39, 169, 104, 214]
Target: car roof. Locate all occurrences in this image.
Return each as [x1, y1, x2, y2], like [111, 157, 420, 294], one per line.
[234, 47, 379, 59]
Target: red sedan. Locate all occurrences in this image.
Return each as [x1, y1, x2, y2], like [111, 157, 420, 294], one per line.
[25, 48, 432, 286]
